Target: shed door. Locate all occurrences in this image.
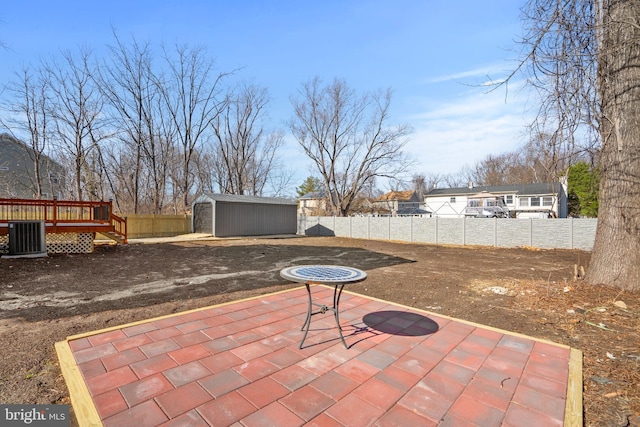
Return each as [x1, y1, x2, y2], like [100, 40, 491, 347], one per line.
[193, 202, 213, 234]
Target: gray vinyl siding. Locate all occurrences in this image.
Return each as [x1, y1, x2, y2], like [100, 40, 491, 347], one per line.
[0, 134, 65, 199]
[214, 201, 297, 237]
[193, 203, 213, 234]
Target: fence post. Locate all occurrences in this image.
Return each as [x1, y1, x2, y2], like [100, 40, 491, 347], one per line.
[435, 216, 438, 244]
[410, 216, 413, 242]
[463, 217, 466, 246]
[570, 217, 574, 249]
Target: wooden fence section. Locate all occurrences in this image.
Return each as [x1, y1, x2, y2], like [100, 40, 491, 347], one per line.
[121, 214, 192, 239]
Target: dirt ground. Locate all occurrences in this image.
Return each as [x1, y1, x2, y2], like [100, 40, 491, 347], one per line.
[0, 236, 638, 426]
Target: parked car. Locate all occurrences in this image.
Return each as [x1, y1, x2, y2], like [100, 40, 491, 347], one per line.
[464, 192, 510, 218]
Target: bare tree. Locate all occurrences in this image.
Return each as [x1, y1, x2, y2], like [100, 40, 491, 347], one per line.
[441, 172, 467, 188]
[462, 133, 593, 188]
[518, 0, 640, 290]
[99, 33, 177, 213]
[290, 77, 412, 216]
[46, 48, 107, 201]
[158, 44, 228, 211]
[422, 173, 443, 192]
[468, 153, 512, 186]
[262, 166, 293, 197]
[210, 83, 284, 196]
[411, 174, 427, 202]
[146, 96, 179, 213]
[98, 34, 157, 213]
[521, 1, 600, 166]
[2, 66, 53, 198]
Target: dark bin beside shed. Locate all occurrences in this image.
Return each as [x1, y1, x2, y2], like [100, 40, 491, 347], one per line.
[191, 193, 298, 237]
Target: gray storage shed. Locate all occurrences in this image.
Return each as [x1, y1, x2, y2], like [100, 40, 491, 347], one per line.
[191, 193, 298, 237]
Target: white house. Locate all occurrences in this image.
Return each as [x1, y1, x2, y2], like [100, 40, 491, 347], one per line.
[298, 191, 333, 216]
[424, 182, 568, 219]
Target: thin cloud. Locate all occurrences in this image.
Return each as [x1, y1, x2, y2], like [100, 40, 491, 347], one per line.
[402, 85, 532, 175]
[424, 63, 511, 85]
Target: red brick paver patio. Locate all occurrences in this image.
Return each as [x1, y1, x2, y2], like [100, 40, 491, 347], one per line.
[56, 286, 582, 426]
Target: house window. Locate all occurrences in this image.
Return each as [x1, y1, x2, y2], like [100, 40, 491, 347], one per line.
[450, 197, 456, 203]
[520, 198, 529, 207]
[468, 199, 479, 207]
[505, 195, 513, 204]
[543, 197, 553, 206]
[531, 197, 541, 207]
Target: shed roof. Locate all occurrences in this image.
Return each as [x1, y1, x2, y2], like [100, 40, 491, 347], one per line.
[197, 192, 297, 205]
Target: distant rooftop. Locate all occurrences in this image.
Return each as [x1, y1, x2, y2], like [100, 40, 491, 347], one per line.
[299, 191, 327, 200]
[426, 182, 563, 197]
[375, 190, 416, 202]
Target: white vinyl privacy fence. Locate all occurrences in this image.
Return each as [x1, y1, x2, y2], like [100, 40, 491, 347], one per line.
[298, 216, 597, 251]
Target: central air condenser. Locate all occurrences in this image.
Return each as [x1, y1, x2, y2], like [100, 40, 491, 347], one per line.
[8, 220, 47, 256]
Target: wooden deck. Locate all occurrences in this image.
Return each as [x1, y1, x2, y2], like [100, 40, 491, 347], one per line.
[0, 198, 127, 243]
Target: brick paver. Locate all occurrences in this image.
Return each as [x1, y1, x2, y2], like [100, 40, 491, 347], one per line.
[58, 286, 579, 426]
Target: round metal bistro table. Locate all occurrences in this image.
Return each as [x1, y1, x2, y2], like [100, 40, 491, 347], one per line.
[280, 265, 367, 349]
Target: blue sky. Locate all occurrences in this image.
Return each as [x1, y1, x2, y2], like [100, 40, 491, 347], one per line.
[1, 1, 531, 195]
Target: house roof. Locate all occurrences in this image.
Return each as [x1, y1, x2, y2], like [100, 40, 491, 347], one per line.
[299, 191, 326, 200]
[425, 182, 563, 197]
[0, 133, 64, 171]
[197, 192, 297, 205]
[375, 190, 416, 202]
[397, 207, 431, 215]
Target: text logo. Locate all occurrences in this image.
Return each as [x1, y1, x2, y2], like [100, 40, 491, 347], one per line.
[1, 405, 69, 426]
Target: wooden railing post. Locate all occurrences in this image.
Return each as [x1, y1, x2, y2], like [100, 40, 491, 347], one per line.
[52, 196, 57, 226]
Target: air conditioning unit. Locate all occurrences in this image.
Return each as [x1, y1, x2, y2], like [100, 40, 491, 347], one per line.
[8, 221, 47, 256]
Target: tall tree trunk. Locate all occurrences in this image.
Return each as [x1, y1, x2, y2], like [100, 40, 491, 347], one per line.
[586, 0, 640, 290]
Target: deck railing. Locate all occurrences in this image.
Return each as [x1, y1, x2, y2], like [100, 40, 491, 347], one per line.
[0, 198, 127, 242]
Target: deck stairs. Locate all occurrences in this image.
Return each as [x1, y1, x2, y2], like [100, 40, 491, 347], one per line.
[103, 229, 127, 244]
